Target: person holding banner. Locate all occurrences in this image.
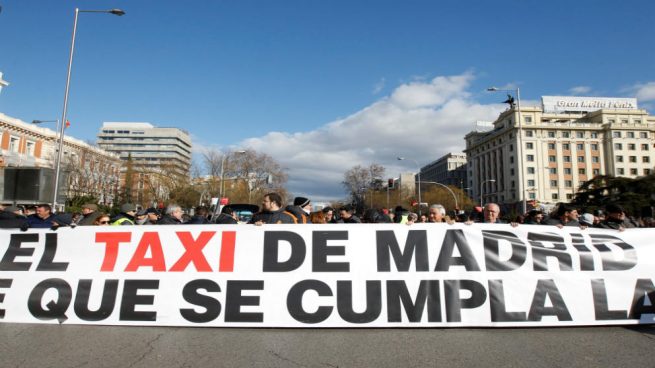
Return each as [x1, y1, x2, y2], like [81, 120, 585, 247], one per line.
[250, 192, 296, 225]
[543, 204, 580, 227]
[598, 203, 640, 230]
[26, 204, 56, 228]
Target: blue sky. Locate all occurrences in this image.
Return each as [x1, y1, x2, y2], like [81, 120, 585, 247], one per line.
[1, 0, 654, 200]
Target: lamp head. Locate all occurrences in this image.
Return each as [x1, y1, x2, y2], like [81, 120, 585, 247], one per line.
[109, 9, 126, 16]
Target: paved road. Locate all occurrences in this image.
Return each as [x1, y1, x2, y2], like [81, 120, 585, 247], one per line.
[0, 324, 653, 367]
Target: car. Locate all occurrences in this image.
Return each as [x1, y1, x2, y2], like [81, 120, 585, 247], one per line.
[211, 203, 260, 224]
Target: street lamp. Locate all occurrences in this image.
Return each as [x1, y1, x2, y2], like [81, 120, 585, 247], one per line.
[418, 181, 458, 210]
[219, 150, 246, 201]
[56, 7, 125, 211]
[487, 86, 525, 214]
[480, 179, 496, 207]
[32, 119, 61, 204]
[397, 156, 422, 216]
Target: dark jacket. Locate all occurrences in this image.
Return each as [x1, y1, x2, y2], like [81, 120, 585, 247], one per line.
[111, 213, 135, 226]
[215, 213, 238, 224]
[284, 205, 311, 224]
[250, 209, 296, 224]
[157, 215, 183, 225]
[597, 217, 639, 230]
[338, 215, 362, 224]
[542, 217, 579, 227]
[26, 214, 56, 228]
[77, 211, 102, 226]
[0, 211, 28, 229]
[187, 215, 211, 224]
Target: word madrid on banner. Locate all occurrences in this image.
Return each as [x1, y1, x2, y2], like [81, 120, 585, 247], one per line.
[0, 224, 653, 327]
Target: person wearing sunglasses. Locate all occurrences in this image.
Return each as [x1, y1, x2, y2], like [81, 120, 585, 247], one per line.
[93, 214, 112, 226]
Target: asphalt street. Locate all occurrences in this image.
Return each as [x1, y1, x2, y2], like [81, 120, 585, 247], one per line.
[0, 324, 653, 367]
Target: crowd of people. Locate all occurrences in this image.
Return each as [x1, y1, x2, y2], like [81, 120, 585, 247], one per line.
[0, 191, 651, 231]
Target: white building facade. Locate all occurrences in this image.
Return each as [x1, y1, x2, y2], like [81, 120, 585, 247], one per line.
[465, 96, 655, 210]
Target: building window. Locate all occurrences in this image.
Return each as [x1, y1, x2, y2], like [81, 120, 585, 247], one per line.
[621, 119, 629, 124]
[25, 141, 35, 156]
[616, 155, 624, 162]
[629, 156, 637, 163]
[526, 155, 534, 162]
[552, 193, 559, 200]
[526, 142, 533, 149]
[563, 156, 571, 162]
[528, 180, 535, 186]
[566, 194, 573, 200]
[642, 144, 649, 151]
[510, 168, 515, 176]
[630, 168, 638, 175]
[644, 156, 650, 163]
[593, 169, 600, 175]
[509, 144, 514, 152]
[608, 119, 616, 124]
[576, 132, 584, 138]
[579, 168, 586, 175]
[592, 156, 600, 163]
[613, 131, 621, 138]
[614, 143, 623, 150]
[525, 130, 534, 137]
[628, 144, 636, 150]
[617, 168, 625, 175]
[577, 156, 585, 163]
[591, 144, 599, 151]
[627, 132, 635, 138]
[564, 168, 572, 175]
[549, 156, 556, 162]
[510, 156, 515, 163]
[511, 181, 515, 188]
[527, 167, 535, 174]
[565, 180, 573, 187]
[563, 143, 570, 150]
[576, 143, 584, 150]
[640, 132, 649, 138]
[645, 169, 651, 175]
[524, 116, 532, 123]
[529, 193, 536, 199]
[549, 167, 557, 174]
[548, 131, 556, 138]
[591, 132, 599, 138]
[548, 143, 556, 150]
[550, 180, 558, 187]
[9, 136, 19, 152]
[562, 132, 570, 138]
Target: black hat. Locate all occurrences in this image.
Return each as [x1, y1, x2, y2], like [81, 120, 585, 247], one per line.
[294, 197, 311, 207]
[605, 203, 625, 214]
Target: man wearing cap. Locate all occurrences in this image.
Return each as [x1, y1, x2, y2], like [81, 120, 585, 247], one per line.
[285, 196, 312, 224]
[111, 203, 137, 225]
[598, 203, 639, 230]
[77, 203, 101, 226]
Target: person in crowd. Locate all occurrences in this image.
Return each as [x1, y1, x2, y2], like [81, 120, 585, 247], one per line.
[187, 206, 211, 224]
[310, 211, 327, 224]
[24, 206, 36, 217]
[215, 206, 239, 224]
[93, 213, 112, 226]
[0, 205, 28, 229]
[338, 205, 361, 223]
[250, 192, 296, 225]
[481, 203, 505, 224]
[26, 204, 57, 228]
[158, 204, 184, 225]
[51, 213, 74, 229]
[77, 203, 101, 226]
[142, 208, 159, 224]
[419, 214, 428, 223]
[579, 213, 595, 227]
[134, 209, 149, 225]
[393, 206, 409, 224]
[362, 208, 392, 223]
[406, 212, 418, 225]
[285, 197, 312, 224]
[523, 209, 544, 225]
[598, 204, 639, 230]
[322, 206, 337, 223]
[543, 204, 580, 227]
[111, 203, 137, 225]
[428, 204, 446, 223]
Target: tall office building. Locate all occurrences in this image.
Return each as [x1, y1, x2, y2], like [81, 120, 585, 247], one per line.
[420, 152, 467, 187]
[97, 122, 192, 176]
[465, 96, 655, 210]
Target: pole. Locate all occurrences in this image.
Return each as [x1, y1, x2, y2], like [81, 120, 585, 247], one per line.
[419, 181, 458, 210]
[516, 87, 526, 215]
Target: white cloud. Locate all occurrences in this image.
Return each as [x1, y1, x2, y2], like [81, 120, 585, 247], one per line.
[239, 72, 504, 201]
[569, 86, 592, 95]
[372, 78, 385, 94]
[632, 82, 655, 102]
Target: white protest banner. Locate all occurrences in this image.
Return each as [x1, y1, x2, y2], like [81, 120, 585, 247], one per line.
[0, 224, 653, 327]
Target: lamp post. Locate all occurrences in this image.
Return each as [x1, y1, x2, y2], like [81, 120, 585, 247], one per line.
[219, 150, 246, 201]
[397, 156, 422, 216]
[480, 179, 496, 207]
[32, 119, 61, 204]
[56, 7, 125, 211]
[418, 181, 458, 211]
[487, 86, 525, 214]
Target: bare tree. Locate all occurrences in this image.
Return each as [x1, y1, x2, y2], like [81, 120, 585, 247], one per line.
[342, 163, 385, 212]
